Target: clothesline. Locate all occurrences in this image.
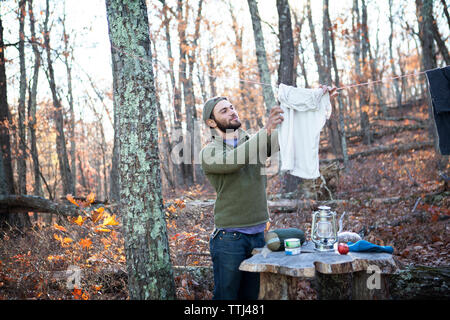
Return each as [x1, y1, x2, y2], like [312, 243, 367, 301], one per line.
[335, 70, 430, 91]
[110, 44, 435, 94]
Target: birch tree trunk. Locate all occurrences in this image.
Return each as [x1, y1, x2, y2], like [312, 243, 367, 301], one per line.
[247, 0, 276, 113]
[105, 0, 176, 300]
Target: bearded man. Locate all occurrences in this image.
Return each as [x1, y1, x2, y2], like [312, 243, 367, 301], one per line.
[199, 96, 284, 300]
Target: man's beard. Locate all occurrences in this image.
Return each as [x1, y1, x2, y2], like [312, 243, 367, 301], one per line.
[215, 118, 241, 133]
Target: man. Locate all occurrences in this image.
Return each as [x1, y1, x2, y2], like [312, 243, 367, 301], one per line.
[200, 87, 336, 300]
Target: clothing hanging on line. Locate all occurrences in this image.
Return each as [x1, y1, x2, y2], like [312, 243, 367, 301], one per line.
[277, 83, 332, 179]
[425, 66, 450, 155]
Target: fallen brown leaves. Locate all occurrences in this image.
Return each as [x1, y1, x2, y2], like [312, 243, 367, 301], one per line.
[0, 193, 126, 300]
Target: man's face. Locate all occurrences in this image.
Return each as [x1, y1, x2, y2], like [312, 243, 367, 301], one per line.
[208, 99, 241, 133]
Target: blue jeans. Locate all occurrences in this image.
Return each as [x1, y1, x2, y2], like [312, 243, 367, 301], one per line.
[209, 230, 265, 300]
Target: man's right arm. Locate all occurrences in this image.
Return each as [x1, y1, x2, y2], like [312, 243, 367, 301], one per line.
[200, 128, 276, 174]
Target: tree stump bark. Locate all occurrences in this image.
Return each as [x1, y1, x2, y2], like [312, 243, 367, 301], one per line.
[312, 273, 352, 299]
[259, 272, 300, 300]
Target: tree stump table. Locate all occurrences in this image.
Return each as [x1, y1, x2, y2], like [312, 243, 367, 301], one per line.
[239, 241, 398, 300]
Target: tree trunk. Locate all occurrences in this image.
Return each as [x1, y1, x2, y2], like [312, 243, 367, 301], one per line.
[14, 0, 32, 229]
[388, 0, 401, 108]
[0, 14, 16, 229]
[247, 0, 277, 113]
[28, 0, 50, 223]
[27, 0, 43, 198]
[430, 12, 450, 65]
[184, 0, 204, 186]
[368, 21, 386, 115]
[415, 0, 439, 154]
[43, 0, 74, 196]
[18, 0, 28, 196]
[351, 0, 370, 146]
[276, 0, 302, 193]
[62, 5, 77, 196]
[109, 39, 120, 204]
[229, 2, 254, 127]
[77, 153, 88, 192]
[0, 194, 81, 217]
[177, 0, 195, 188]
[159, 0, 185, 189]
[329, 6, 348, 164]
[322, 0, 342, 158]
[277, 0, 295, 86]
[306, 0, 326, 83]
[86, 96, 108, 200]
[105, 0, 176, 300]
[292, 10, 309, 88]
[149, 32, 175, 192]
[359, 0, 371, 134]
[442, 0, 450, 30]
[206, 45, 217, 97]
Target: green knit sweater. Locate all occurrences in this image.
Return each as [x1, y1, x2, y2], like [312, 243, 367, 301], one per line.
[199, 128, 279, 229]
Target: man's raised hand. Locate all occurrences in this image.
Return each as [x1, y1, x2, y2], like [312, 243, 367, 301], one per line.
[265, 106, 284, 135]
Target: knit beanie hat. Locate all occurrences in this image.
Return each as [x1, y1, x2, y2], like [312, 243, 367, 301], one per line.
[202, 96, 227, 123]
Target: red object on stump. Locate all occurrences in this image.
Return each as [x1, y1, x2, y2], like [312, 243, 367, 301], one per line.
[338, 243, 349, 255]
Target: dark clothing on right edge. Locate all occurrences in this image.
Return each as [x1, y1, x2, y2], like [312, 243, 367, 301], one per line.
[425, 66, 450, 155]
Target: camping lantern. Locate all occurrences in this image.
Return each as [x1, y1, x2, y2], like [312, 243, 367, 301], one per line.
[311, 206, 338, 251]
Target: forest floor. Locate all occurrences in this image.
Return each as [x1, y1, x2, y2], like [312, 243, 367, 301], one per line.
[0, 103, 448, 300]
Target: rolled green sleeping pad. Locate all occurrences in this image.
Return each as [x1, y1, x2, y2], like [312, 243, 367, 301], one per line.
[264, 228, 306, 251]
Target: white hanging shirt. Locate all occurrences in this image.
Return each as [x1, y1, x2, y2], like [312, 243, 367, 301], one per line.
[277, 83, 332, 179]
